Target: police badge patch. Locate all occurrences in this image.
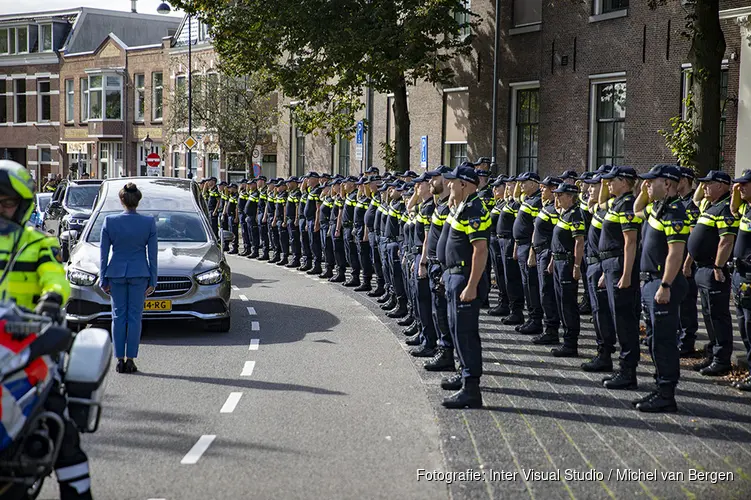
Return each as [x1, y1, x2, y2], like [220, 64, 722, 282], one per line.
[469, 217, 481, 230]
[625, 213, 635, 221]
[725, 216, 737, 226]
[672, 221, 684, 233]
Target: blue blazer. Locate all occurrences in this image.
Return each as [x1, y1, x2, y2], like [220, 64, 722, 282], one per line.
[99, 211, 158, 288]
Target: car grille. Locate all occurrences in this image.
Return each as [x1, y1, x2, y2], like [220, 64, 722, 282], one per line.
[153, 276, 193, 298]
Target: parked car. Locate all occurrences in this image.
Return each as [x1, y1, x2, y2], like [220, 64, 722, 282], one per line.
[29, 192, 52, 229]
[43, 179, 103, 260]
[65, 177, 232, 332]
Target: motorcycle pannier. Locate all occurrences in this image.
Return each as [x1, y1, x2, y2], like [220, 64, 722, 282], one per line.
[64, 327, 111, 432]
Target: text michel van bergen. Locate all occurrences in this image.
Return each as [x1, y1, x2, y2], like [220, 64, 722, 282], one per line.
[416, 469, 733, 484]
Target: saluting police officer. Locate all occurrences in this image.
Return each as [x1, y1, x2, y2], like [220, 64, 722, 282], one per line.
[439, 164, 491, 409]
[677, 167, 701, 357]
[354, 178, 374, 292]
[206, 176, 220, 237]
[488, 176, 510, 316]
[285, 177, 302, 268]
[318, 181, 336, 279]
[730, 169, 751, 391]
[298, 176, 313, 271]
[255, 176, 270, 260]
[304, 172, 323, 274]
[225, 183, 240, 254]
[365, 176, 387, 297]
[497, 177, 526, 324]
[338, 176, 362, 287]
[238, 179, 250, 255]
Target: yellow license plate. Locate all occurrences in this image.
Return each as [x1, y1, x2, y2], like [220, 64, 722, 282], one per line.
[144, 299, 172, 311]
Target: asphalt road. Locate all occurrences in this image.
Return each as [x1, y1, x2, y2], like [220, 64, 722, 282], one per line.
[40, 255, 447, 500]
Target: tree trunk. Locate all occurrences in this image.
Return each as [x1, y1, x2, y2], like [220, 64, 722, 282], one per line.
[393, 74, 411, 173]
[689, 0, 726, 175]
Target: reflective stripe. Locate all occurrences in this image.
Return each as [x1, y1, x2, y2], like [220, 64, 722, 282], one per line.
[56, 462, 89, 481]
[69, 478, 91, 493]
[446, 213, 492, 234]
[519, 203, 540, 217]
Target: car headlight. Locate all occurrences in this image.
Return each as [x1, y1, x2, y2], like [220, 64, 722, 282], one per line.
[68, 269, 97, 286]
[195, 268, 223, 285]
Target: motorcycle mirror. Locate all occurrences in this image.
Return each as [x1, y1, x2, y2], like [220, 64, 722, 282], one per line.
[28, 325, 73, 362]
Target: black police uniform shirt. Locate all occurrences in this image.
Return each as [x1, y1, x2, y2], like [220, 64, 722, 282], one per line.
[320, 196, 333, 228]
[245, 189, 259, 218]
[579, 192, 592, 229]
[513, 190, 542, 243]
[375, 195, 390, 236]
[354, 194, 370, 228]
[207, 188, 220, 213]
[489, 200, 503, 231]
[365, 193, 380, 233]
[427, 196, 450, 259]
[443, 193, 492, 269]
[532, 201, 559, 251]
[681, 194, 700, 228]
[257, 188, 267, 216]
[385, 199, 405, 240]
[734, 202, 751, 263]
[598, 193, 643, 254]
[497, 199, 520, 239]
[640, 198, 690, 274]
[403, 211, 415, 249]
[305, 186, 321, 220]
[551, 205, 586, 255]
[331, 196, 343, 227]
[687, 192, 738, 266]
[298, 189, 308, 220]
[238, 190, 248, 214]
[286, 190, 299, 220]
[275, 191, 288, 220]
[227, 193, 238, 217]
[416, 198, 435, 247]
[342, 191, 358, 226]
[478, 186, 495, 210]
[586, 201, 612, 258]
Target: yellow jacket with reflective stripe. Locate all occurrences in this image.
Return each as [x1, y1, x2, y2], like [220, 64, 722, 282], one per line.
[0, 226, 70, 310]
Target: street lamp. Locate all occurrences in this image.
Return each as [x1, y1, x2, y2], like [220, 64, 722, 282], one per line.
[143, 133, 153, 152]
[158, 2, 193, 179]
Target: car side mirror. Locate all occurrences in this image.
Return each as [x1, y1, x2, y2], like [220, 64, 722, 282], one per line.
[48, 201, 61, 210]
[221, 230, 235, 243]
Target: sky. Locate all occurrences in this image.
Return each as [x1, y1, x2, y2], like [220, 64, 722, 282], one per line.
[0, 0, 183, 17]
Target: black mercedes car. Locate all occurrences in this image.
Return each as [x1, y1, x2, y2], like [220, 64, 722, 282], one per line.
[43, 179, 103, 260]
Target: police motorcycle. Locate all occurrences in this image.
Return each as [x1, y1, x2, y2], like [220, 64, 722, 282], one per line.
[0, 300, 111, 499]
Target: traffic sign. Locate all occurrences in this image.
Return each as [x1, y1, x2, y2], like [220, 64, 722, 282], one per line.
[420, 136, 428, 169]
[355, 121, 364, 161]
[184, 136, 197, 150]
[252, 164, 262, 177]
[146, 153, 161, 168]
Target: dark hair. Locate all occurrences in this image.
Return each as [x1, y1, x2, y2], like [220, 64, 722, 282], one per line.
[119, 182, 142, 209]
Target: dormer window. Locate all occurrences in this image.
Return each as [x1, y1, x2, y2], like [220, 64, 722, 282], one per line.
[0, 27, 29, 55]
[88, 73, 123, 120]
[39, 24, 52, 52]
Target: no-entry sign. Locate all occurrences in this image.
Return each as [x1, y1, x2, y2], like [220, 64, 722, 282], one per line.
[146, 153, 161, 167]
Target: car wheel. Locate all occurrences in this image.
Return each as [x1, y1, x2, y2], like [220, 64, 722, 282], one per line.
[207, 317, 230, 332]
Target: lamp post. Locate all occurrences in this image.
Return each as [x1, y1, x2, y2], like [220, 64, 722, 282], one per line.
[158, 2, 193, 179]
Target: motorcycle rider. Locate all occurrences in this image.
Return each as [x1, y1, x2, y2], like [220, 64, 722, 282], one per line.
[0, 160, 92, 500]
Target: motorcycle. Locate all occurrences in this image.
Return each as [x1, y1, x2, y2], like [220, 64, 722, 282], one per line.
[0, 302, 111, 499]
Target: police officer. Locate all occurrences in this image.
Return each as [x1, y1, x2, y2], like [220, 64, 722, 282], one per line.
[329, 179, 348, 282]
[285, 177, 302, 268]
[318, 181, 336, 279]
[245, 178, 261, 258]
[304, 172, 323, 275]
[561, 169, 593, 315]
[677, 166, 701, 357]
[298, 176, 313, 271]
[631, 164, 689, 412]
[383, 181, 409, 318]
[497, 176, 525, 324]
[338, 176, 362, 287]
[365, 176, 387, 297]
[376, 180, 396, 304]
[224, 183, 240, 253]
[237, 179, 251, 255]
[0, 160, 93, 500]
[274, 179, 290, 266]
[266, 181, 282, 263]
[206, 176, 220, 237]
[513, 171, 544, 335]
[687, 170, 737, 376]
[528, 176, 563, 345]
[256, 176, 270, 260]
[353, 177, 374, 292]
[580, 166, 617, 372]
[548, 182, 586, 357]
[439, 164, 491, 409]
[598, 166, 643, 390]
[218, 181, 229, 241]
[730, 169, 751, 391]
[488, 176, 510, 316]
[400, 184, 419, 330]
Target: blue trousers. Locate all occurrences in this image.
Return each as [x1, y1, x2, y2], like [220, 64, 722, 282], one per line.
[110, 277, 149, 359]
[643, 276, 686, 387]
[444, 269, 489, 380]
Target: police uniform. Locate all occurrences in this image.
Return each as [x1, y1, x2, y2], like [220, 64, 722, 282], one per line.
[410, 183, 438, 356]
[513, 173, 544, 333]
[732, 171, 751, 391]
[256, 181, 270, 260]
[298, 185, 312, 269]
[238, 183, 251, 255]
[365, 181, 386, 296]
[275, 186, 290, 265]
[376, 186, 394, 303]
[329, 188, 348, 281]
[267, 186, 282, 262]
[487, 180, 510, 316]
[207, 185, 220, 237]
[384, 188, 408, 317]
[226, 188, 240, 253]
[497, 191, 525, 323]
[688, 171, 737, 375]
[219, 186, 229, 236]
[285, 182, 302, 267]
[342, 185, 362, 286]
[304, 178, 323, 274]
[678, 169, 701, 355]
[245, 183, 260, 258]
[318, 189, 336, 278]
[354, 184, 373, 290]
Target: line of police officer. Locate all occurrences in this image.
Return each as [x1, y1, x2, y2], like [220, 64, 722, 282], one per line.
[199, 161, 751, 412]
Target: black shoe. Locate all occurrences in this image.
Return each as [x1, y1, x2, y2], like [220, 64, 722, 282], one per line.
[488, 304, 510, 317]
[424, 348, 455, 372]
[734, 376, 751, 391]
[248, 251, 259, 259]
[603, 368, 637, 390]
[551, 345, 579, 358]
[329, 272, 346, 283]
[397, 315, 414, 327]
[699, 361, 732, 377]
[277, 257, 289, 266]
[344, 276, 361, 288]
[116, 359, 126, 373]
[578, 301, 592, 315]
[354, 281, 372, 292]
[692, 357, 713, 372]
[377, 292, 392, 304]
[368, 285, 386, 297]
[502, 313, 524, 326]
[518, 321, 543, 335]
[386, 300, 408, 319]
[441, 373, 463, 391]
[320, 268, 334, 279]
[442, 380, 483, 409]
[631, 390, 658, 407]
[411, 345, 436, 358]
[636, 387, 677, 413]
[300, 263, 313, 272]
[380, 295, 397, 310]
[679, 346, 701, 358]
[124, 359, 138, 374]
[405, 333, 422, 346]
[581, 354, 613, 373]
[307, 266, 323, 275]
[228, 249, 239, 255]
[269, 254, 280, 263]
[286, 259, 301, 268]
[257, 253, 269, 261]
[401, 322, 419, 336]
[239, 250, 250, 257]
[532, 332, 559, 345]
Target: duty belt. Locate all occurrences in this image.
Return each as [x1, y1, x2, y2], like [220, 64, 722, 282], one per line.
[640, 271, 662, 282]
[515, 239, 531, 246]
[497, 232, 512, 239]
[533, 244, 549, 254]
[552, 252, 574, 262]
[598, 250, 623, 260]
[427, 257, 441, 266]
[342, 221, 353, 228]
[446, 265, 470, 275]
[586, 256, 600, 265]
[412, 245, 423, 254]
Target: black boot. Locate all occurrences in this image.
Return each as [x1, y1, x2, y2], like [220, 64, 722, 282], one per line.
[268, 253, 280, 263]
[376, 290, 392, 303]
[411, 345, 436, 358]
[344, 273, 361, 288]
[239, 249, 250, 257]
[488, 304, 510, 317]
[257, 251, 269, 261]
[441, 372, 463, 390]
[631, 390, 658, 407]
[442, 378, 483, 409]
[277, 255, 289, 266]
[397, 315, 414, 327]
[300, 261, 313, 272]
[386, 298, 408, 318]
[368, 282, 386, 297]
[699, 361, 732, 376]
[578, 298, 592, 315]
[380, 294, 397, 310]
[405, 333, 422, 346]
[531, 331, 559, 345]
[692, 356, 713, 372]
[581, 350, 613, 372]
[424, 348, 455, 372]
[286, 258, 301, 268]
[518, 321, 543, 335]
[354, 277, 372, 292]
[636, 385, 677, 413]
[307, 264, 323, 275]
[329, 268, 346, 283]
[401, 321, 419, 336]
[502, 312, 524, 325]
[551, 345, 579, 358]
[603, 367, 638, 390]
[320, 266, 334, 279]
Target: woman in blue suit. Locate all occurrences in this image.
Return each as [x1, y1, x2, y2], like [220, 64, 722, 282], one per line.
[99, 183, 158, 374]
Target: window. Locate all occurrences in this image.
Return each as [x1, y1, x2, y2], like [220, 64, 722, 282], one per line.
[39, 147, 51, 163]
[16, 27, 27, 53]
[594, 0, 628, 15]
[172, 151, 181, 178]
[592, 81, 626, 168]
[65, 79, 74, 123]
[152, 72, 163, 121]
[0, 80, 6, 123]
[0, 27, 29, 55]
[80, 78, 88, 122]
[89, 75, 102, 119]
[514, 88, 540, 173]
[514, 0, 541, 26]
[105, 75, 122, 119]
[443, 90, 469, 167]
[134, 74, 145, 122]
[0, 29, 7, 54]
[175, 74, 186, 94]
[38, 80, 51, 122]
[40, 24, 52, 52]
[14, 79, 26, 123]
[295, 127, 306, 176]
[337, 136, 350, 176]
[448, 144, 468, 168]
[454, 0, 471, 38]
[88, 74, 122, 120]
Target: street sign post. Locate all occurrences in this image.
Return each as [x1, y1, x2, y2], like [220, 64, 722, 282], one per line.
[146, 152, 161, 176]
[355, 120, 364, 174]
[420, 136, 428, 169]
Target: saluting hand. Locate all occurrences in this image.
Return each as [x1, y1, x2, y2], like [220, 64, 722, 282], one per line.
[655, 285, 670, 304]
[460, 284, 477, 303]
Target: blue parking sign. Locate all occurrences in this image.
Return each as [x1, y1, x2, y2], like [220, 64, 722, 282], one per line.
[420, 136, 428, 168]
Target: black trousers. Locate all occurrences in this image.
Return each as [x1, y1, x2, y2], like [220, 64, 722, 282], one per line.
[387, 241, 406, 298]
[320, 224, 335, 267]
[414, 253, 437, 348]
[379, 236, 392, 288]
[553, 259, 580, 348]
[695, 266, 733, 364]
[429, 262, 452, 349]
[239, 214, 250, 252]
[405, 252, 417, 313]
[445, 269, 489, 380]
[287, 219, 301, 259]
[643, 275, 687, 387]
[210, 215, 219, 238]
[586, 260, 616, 353]
[228, 216, 239, 252]
[516, 242, 542, 323]
[679, 266, 699, 350]
[536, 248, 560, 330]
[277, 221, 290, 257]
[50, 389, 92, 500]
[368, 231, 384, 283]
[602, 255, 641, 369]
[355, 227, 373, 279]
[329, 226, 347, 271]
[269, 221, 280, 254]
[299, 219, 312, 262]
[489, 236, 509, 309]
[306, 220, 322, 266]
[343, 227, 361, 274]
[257, 218, 269, 256]
[500, 237, 525, 314]
[732, 271, 751, 367]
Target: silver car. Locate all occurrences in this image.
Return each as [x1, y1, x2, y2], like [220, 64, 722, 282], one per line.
[65, 177, 232, 332]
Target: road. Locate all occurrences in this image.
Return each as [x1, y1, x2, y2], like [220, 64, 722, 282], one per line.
[40, 255, 447, 500]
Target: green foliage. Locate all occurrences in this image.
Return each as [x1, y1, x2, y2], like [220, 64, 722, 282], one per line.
[379, 142, 399, 173]
[659, 92, 697, 168]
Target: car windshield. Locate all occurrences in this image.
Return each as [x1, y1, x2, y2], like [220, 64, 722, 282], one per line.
[86, 211, 208, 243]
[65, 186, 99, 209]
[36, 194, 51, 212]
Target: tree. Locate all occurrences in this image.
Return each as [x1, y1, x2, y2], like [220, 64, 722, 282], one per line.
[165, 56, 277, 173]
[173, 0, 477, 172]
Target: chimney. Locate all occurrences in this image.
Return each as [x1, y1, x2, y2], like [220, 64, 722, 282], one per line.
[131, 0, 137, 13]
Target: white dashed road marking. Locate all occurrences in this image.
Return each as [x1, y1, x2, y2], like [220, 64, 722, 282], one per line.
[220, 392, 243, 413]
[251, 321, 260, 331]
[241, 361, 256, 376]
[181, 435, 216, 464]
[249, 339, 260, 350]
[239, 294, 249, 302]
[246, 306, 257, 315]
[231, 285, 239, 291]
